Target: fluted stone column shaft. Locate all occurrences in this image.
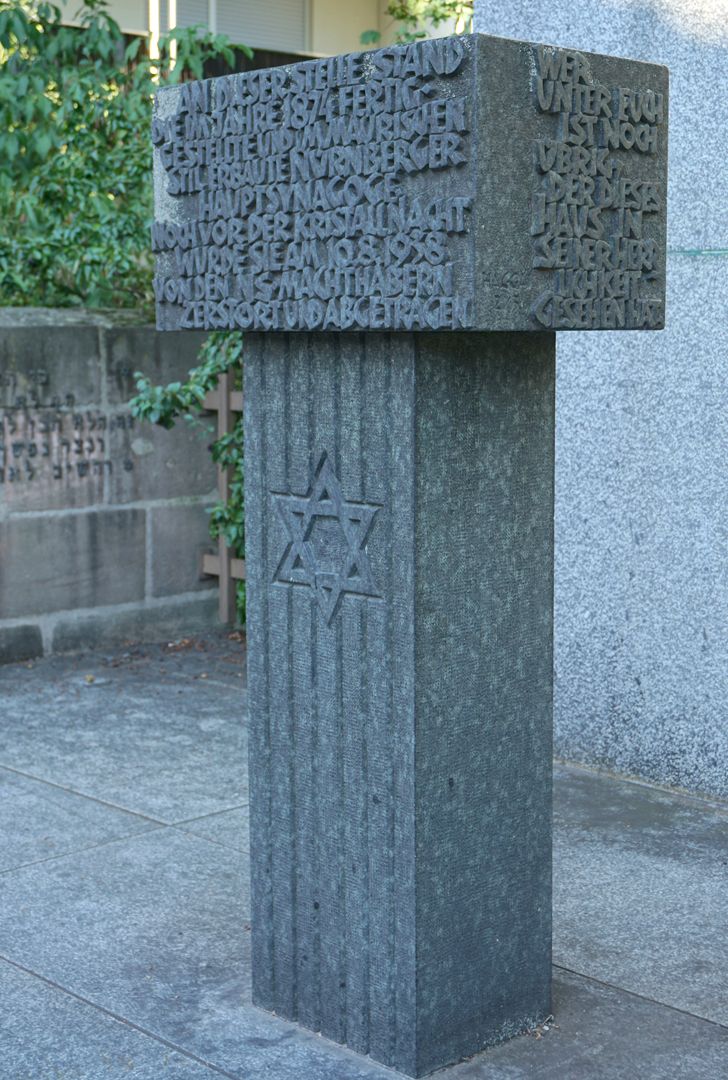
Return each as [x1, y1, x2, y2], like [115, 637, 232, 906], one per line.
[244, 330, 555, 1077]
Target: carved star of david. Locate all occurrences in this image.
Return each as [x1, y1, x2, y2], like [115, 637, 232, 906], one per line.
[272, 454, 381, 623]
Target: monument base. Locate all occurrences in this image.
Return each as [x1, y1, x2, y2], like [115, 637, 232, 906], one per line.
[244, 331, 555, 1077]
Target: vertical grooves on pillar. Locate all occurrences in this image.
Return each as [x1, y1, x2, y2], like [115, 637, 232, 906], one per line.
[250, 332, 275, 1009]
[290, 334, 317, 1032]
[393, 333, 417, 1071]
[308, 331, 321, 1031]
[269, 335, 295, 1018]
[334, 334, 347, 1045]
[284, 337, 298, 1019]
[357, 334, 372, 1055]
[360, 336, 371, 1057]
[314, 334, 340, 1043]
[312, 334, 324, 1035]
[337, 590, 346, 1042]
[310, 597, 321, 1027]
[251, 332, 416, 1067]
[262, 334, 275, 1009]
[366, 331, 396, 1065]
[386, 336, 397, 1065]
[361, 601, 371, 1055]
[340, 333, 370, 1051]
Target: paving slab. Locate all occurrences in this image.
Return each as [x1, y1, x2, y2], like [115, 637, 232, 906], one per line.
[0, 830, 251, 1033]
[0, 637, 247, 822]
[175, 807, 250, 853]
[449, 969, 728, 1079]
[0, 797, 726, 1080]
[554, 763, 728, 1026]
[0, 636, 726, 1078]
[0, 766, 156, 872]
[0, 958, 220, 1080]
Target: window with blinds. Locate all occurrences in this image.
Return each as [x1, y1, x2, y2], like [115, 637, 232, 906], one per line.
[175, 0, 308, 52]
[176, 0, 209, 30]
[82, 0, 147, 33]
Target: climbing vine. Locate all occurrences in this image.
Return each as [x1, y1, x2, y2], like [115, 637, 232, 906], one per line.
[130, 331, 245, 622]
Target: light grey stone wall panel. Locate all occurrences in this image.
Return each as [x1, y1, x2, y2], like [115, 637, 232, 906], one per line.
[554, 254, 728, 795]
[0, 310, 218, 658]
[473, 3, 728, 795]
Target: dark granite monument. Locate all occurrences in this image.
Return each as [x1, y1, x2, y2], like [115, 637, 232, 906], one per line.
[153, 34, 668, 1077]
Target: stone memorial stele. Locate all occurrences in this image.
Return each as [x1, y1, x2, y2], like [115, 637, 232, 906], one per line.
[152, 33, 668, 1076]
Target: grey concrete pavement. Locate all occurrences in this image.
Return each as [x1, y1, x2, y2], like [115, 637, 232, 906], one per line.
[0, 634, 726, 1078]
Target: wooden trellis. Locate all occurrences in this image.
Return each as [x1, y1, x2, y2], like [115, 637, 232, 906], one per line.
[201, 370, 245, 623]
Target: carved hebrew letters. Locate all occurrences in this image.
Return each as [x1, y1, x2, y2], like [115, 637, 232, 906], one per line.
[0, 405, 133, 489]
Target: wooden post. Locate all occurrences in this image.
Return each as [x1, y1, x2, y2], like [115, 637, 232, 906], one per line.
[216, 369, 236, 623]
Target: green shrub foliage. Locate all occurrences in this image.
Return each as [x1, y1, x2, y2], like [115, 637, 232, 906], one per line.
[0, 0, 240, 307]
[1, 1, 246, 619]
[361, 0, 473, 45]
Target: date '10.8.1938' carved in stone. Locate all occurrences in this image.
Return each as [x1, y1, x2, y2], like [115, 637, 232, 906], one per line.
[272, 454, 381, 624]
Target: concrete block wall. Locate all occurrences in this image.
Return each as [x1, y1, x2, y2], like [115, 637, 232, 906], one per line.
[473, 4, 728, 797]
[0, 309, 220, 663]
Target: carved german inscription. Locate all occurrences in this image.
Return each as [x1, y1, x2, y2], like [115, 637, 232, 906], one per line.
[153, 38, 474, 332]
[152, 34, 667, 332]
[530, 46, 666, 330]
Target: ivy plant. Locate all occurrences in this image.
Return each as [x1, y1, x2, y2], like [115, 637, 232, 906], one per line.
[130, 331, 246, 622]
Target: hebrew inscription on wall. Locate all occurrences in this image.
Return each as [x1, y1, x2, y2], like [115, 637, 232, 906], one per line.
[0, 369, 135, 503]
[153, 38, 474, 332]
[530, 46, 666, 330]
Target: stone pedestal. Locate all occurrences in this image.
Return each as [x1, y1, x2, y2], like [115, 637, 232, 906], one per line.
[244, 331, 555, 1076]
[151, 28, 668, 1078]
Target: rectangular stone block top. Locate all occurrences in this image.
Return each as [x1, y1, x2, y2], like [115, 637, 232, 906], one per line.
[152, 34, 668, 333]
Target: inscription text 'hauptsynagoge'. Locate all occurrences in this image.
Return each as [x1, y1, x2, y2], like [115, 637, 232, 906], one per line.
[152, 38, 474, 332]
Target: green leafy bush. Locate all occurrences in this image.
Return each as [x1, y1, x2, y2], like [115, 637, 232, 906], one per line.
[1, 0, 246, 620]
[0, 0, 241, 308]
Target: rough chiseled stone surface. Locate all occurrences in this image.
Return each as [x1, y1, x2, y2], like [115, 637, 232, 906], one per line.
[553, 255, 728, 797]
[474, 0, 725, 251]
[152, 34, 668, 333]
[244, 332, 555, 1076]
